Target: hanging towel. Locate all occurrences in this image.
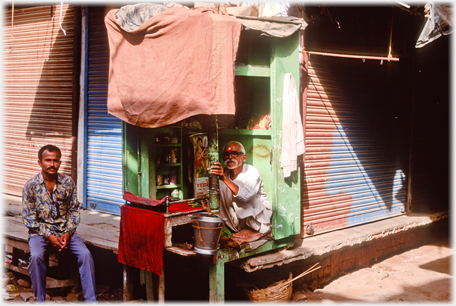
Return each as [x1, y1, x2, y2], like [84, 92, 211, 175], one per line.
[281, 73, 305, 178]
[118, 204, 165, 275]
[118, 199, 203, 275]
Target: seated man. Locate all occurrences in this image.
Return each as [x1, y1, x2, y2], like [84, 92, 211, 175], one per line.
[210, 141, 272, 242]
[22, 144, 96, 303]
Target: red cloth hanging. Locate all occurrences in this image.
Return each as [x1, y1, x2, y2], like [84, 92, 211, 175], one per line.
[118, 200, 203, 275]
[118, 204, 165, 275]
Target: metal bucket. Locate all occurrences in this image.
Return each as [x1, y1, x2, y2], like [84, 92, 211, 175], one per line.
[190, 212, 225, 255]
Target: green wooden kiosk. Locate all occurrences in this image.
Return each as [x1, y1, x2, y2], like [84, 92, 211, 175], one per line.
[122, 24, 302, 302]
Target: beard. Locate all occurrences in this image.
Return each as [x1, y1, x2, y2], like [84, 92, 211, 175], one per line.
[224, 158, 239, 169]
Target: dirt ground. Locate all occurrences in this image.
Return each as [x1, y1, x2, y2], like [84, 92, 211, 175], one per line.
[291, 233, 452, 303]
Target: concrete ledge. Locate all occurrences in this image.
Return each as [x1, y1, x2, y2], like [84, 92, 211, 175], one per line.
[239, 212, 449, 272]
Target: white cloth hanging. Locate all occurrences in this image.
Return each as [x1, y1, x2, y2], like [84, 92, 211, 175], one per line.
[281, 73, 305, 178]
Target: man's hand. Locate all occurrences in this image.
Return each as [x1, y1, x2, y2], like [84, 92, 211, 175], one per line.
[210, 162, 239, 195]
[48, 233, 70, 251]
[210, 162, 227, 180]
[48, 234, 63, 250]
[60, 233, 70, 251]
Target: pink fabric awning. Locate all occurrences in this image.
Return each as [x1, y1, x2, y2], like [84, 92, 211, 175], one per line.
[104, 7, 242, 128]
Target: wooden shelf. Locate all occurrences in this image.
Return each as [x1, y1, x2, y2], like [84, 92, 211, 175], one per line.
[235, 65, 270, 77]
[156, 163, 182, 167]
[157, 184, 181, 190]
[155, 143, 182, 147]
[218, 129, 272, 136]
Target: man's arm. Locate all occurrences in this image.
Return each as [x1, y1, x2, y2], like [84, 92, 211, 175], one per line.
[210, 162, 240, 195]
[64, 181, 80, 237]
[58, 181, 80, 251]
[232, 166, 262, 202]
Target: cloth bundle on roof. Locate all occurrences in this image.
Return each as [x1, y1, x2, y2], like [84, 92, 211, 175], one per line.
[114, 3, 168, 31]
[416, 2, 452, 48]
[104, 6, 242, 128]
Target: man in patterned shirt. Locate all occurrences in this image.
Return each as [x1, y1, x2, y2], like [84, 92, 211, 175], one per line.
[22, 144, 96, 302]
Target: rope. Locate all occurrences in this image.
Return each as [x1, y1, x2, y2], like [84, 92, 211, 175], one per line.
[59, 1, 66, 35]
[192, 225, 224, 230]
[387, 7, 394, 61]
[9, 2, 14, 53]
[276, 262, 321, 288]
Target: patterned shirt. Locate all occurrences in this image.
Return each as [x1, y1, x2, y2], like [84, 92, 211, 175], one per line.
[22, 172, 80, 240]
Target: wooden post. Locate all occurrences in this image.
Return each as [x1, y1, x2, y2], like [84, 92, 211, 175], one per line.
[209, 259, 224, 303]
[158, 266, 165, 303]
[206, 115, 220, 213]
[145, 270, 154, 302]
[122, 265, 134, 302]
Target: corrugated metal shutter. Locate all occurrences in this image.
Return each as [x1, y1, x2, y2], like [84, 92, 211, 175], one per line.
[3, 4, 76, 195]
[84, 7, 123, 215]
[302, 55, 407, 237]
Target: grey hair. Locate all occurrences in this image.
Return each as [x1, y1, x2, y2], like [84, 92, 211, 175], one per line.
[223, 141, 245, 154]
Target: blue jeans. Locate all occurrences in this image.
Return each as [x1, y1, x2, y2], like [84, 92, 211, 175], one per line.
[28, 233, 97, 303]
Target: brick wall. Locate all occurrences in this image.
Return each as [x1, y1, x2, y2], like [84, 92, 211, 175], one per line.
[292, 219, 443, 290]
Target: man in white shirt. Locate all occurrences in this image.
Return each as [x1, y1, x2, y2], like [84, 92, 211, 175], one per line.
[210, 141, 272, 241]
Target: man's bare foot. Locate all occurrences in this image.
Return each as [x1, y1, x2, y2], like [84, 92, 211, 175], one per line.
[232, 228, 260, 239]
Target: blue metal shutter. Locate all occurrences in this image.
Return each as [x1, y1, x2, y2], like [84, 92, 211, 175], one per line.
[302, 55, 407, 236]
[84, 7, 123, 214]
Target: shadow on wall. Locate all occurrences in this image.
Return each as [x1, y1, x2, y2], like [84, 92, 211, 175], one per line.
[22, 5, 76, 175]
[301, 55, 411, 234]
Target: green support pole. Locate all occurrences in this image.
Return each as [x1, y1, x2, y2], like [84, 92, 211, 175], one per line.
[209, 258, 224, 303]
[207, 116, 220, 212]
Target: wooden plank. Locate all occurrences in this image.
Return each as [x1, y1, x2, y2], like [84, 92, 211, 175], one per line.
[4, 238, 29, 252]
[234, 65, 270, 77]
[3, 218, 29, 241]
[4, 262, 76, 289]
[3, 216, 119, 254]
[75, 224, 119, 254]
[165, 246, 196, 257]
[4, 262, 30, 276]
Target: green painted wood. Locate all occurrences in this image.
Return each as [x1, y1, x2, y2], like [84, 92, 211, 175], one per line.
[123, 122, 139, 195]
[209, 259, 225, 303]
[235, 65, 270, 77]
[219, 129, 272, 136]
[270, 33, 301, 239]
[140, 132, 150, 198]
[216, 237, 294, 263]
[218, 133, 273, 202]
[123, 125, 188, 199]
[235, 29, 271, 67]
[148, 129, 157, 199]
[207, 237, 294, 302]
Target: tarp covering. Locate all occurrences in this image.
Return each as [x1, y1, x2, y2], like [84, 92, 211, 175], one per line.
[105, 6, 242, 128]
[235, 15, 307, 37]
[416, 2, 452, 48]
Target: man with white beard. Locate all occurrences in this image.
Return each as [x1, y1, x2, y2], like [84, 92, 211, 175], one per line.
[210, 141, 272, 242]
